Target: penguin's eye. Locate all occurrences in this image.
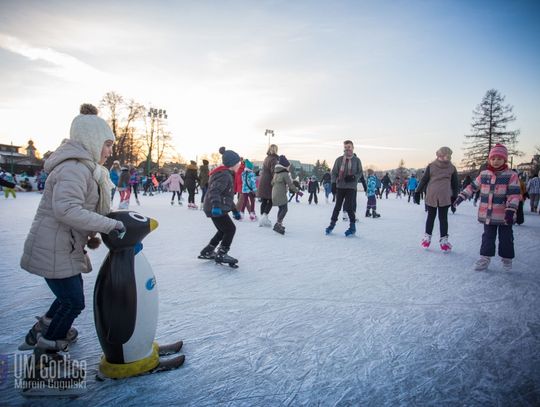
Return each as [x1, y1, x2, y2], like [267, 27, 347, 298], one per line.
[129, 212, 148, 223]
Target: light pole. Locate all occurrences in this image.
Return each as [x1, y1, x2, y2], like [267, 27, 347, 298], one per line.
[146, 107, 168, 175]
[264, 129, 274, 147]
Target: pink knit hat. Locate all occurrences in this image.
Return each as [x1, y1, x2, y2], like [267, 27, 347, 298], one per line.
[488, 144, 508, 161]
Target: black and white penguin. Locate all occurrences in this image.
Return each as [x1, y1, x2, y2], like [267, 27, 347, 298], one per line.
[94, 211, 161, 377]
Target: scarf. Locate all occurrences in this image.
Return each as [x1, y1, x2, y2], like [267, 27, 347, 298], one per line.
[81, 160, 114, 215]
[338, 153, 353, 182]
[487, 163, 508, 173]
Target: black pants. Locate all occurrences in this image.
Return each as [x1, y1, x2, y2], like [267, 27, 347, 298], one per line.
[331, 189, 356, 223]
[308, 192, 318, 204]
[209, 215, 236, 248]
[277, 204, 288, 223]
[171, 191, 181, 201]
[516, 201, 524, 225]
[260, 198, 273, 215]
[425, 205, 449, 237]
[187, 187, 196, 204]
[131, 184, 139, 200]
[480, 224, 514, 258]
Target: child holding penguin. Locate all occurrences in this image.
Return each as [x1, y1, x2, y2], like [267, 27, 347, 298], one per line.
[199, 147, 242, 266]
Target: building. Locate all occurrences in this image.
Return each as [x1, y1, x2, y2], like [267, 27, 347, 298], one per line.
[0, 141, 43, 175]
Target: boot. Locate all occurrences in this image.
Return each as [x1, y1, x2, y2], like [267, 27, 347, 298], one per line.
[372, 210, 381, 218]
[325, 221, 336, 235]
[171, 201, 174, 206]
[501, 257, 512, 271]
[474, 256, 491, 271]
[215, 246, 238, 265]
[273, 222, 285, 235]
[344, 223, 356, 237]
[19, 316, 78, 351]
[439, 235, 452, 252]
[421, 233, 432, 248]
[198, 244, 216, 259]
[365, 209, 371, 217]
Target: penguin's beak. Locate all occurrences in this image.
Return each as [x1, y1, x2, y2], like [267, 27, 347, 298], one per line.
[150, 218, 159, 231]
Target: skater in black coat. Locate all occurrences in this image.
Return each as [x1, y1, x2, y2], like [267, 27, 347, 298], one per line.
[199, 147, 242, 266]
[308, 176, 320, 204]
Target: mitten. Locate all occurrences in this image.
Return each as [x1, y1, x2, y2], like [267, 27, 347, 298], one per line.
[87, 236, 101, 249]
[211, 207, 223, 217]
[232, 210, 242, 220]
[504, 209, 515, 225]
[453, 195, 464, 207]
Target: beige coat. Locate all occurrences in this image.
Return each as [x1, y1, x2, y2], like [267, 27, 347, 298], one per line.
[417, 159, 459, 207]
[271, 165, 297, 206]
[20, 140, 118, 279]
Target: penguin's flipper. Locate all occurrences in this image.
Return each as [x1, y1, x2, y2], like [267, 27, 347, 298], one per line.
[105, 250, 137, 344]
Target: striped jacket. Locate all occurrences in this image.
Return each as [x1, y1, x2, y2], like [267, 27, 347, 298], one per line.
[459, 168, 521, 225]
[527, 177, 540, 194]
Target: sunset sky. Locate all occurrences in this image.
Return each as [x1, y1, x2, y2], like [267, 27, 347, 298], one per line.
[0, 0, 538, 170]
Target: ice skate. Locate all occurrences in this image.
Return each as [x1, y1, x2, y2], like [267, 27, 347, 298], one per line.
[215, 246, 238, 268]
[197, 244, 216, 260]
[365, 209, 371, 217]
[501, 258, 512, 271]
[259, 214, 272, 227]
[344, 223, 356, 237]
[421, 233, 431, 249]
[325, 221, 336, 235]
[249, 212, 257, 221]
[273, 222, 285, 235]
[439, 236, 452, 253]
[474, 256, 491, 271]
[136, 198, 140, 206]
[372, 210, 381, 218]
[170, 201, 174, 206]
[19, 316, 78, 351]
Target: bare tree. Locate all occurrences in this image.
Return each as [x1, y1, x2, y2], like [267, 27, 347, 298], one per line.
[395, 159, 407, 180]
[462, 89, 521, 169]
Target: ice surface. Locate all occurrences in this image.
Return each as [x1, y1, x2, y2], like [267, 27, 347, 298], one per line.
[1, 192, 539, 406]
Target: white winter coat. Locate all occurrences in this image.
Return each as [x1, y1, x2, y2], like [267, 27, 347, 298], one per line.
[20, 140, 118, 279]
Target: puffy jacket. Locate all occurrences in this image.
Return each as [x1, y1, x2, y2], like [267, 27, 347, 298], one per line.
[331, 154, 363, 190]
[184, 164, 199, 190]
[416, 159, 459, 207]
[203, 166, 236, 217]
[407, 176, 418, 191]
[109, 167, 120, 186]
[271, 165, 297, 206]
[241, 169, 257, 193]
[162, 173, 184, 192]
[20, 139, 118, 279]
[199, 164, 209, 188]
[460, 167, 521, 225]
[367, 175, 378, 197]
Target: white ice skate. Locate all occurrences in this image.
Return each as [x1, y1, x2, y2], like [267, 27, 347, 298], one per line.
[474, 256, 491, 271]
[501, 258, 512, 271]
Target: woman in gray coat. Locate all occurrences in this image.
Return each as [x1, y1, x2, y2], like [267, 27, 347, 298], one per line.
[257, 144, 279, 227]
[19, 104, 125, 355]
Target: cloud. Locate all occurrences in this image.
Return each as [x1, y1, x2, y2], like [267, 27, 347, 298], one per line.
[0, 33, 107, 82]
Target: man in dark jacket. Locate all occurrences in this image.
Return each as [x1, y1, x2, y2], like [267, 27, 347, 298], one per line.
[325, 140, 363, 236]
[308, 176, 320, 204]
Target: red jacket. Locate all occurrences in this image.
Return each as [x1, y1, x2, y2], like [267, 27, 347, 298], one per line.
[234, 161, 245, 193]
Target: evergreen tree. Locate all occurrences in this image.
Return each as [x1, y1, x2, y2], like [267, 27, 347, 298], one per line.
[462, 89, 521, 169]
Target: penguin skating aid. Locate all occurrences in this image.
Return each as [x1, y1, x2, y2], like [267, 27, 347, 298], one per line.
[94, 211, 185, 379]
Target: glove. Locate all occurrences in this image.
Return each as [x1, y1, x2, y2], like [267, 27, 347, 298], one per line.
[504, 209, 515, 225]
[109, 221, 126, 239]
[344, 175, 355, 183]
[453, 195, 464, 208]
[211, 207, 223, 217]
[413, 192, 421, 205]
[232, 210, 242, 220]
[331, 183, 337, 195]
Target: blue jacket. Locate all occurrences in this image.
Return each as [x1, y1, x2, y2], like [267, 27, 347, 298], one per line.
[367, 175, 378, 197]
[241, 169, 257, 193]
[109, 168, 120, 186]
[407, 176, 418, 191]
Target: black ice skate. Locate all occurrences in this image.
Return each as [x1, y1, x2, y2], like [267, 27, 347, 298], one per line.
[215, 246, 238, 268]
[273, 222, 285, 235]
[372, 210, 381, 218]
[365, 209, 371, 217]
[198, 244, 216, 260]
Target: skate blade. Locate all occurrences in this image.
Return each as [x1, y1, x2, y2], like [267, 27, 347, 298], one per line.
[158, 341, 183, 356]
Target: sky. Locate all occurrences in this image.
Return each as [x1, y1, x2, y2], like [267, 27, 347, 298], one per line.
[0, 0, 539, 170]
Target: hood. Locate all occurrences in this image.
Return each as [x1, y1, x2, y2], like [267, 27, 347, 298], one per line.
[44, 139, 94, 173]
[274, 164, 289, 173]
[433, 159, 451, 169]
[187, 164, 198, 171]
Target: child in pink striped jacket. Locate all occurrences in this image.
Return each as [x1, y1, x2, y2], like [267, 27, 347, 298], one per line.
[454, 144, 521, 271]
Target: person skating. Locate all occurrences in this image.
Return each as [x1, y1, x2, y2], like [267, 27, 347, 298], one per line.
[162, 168, 184, 205]
[271, 155, 298, 234]
[321, 170, 332, 203]
[454, 144, 521, 271]
[365, 169, 381, 218]
[381, 173, 392, 199]
[526, 171, 540, 213]
[413, 146, 459, 252]
[185, 160, 199, 209]
[199, 147, 242, 266]
[407, 174, 418, 203]
[199, 159, 210, 209]
[325, 140, 363, 236]
[109, 160, 121, 202]
[129, 166, 141, 205]
[307, 176, 320, 204]
[257, 144, 279, 227]
[240, 159, 257, 221]
[19, 104, 126, 364]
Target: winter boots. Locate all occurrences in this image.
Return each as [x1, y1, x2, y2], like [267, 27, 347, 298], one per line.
[19, 315, 78, 351]
[198, 244, 216, 260]
[259, 214, 272, 227]
[439, 236, 452, 252]
[344, 223, 356, 237]
[474, 256, 491, 271]
[215, 246, 238, 266]
[421, 233, 431, 248]
[273, 222, 285, 235]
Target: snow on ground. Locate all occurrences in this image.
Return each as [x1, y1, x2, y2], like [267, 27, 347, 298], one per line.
[1, 191, 539, 406]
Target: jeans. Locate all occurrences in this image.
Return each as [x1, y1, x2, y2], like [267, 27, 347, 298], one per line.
[201, 186, 208, 203]
[44, 274, 85, 341]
